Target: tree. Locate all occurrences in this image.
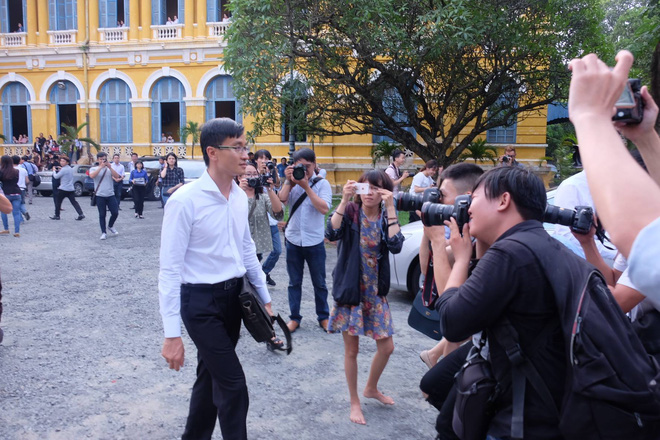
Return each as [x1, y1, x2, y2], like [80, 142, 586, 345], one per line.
[225, 0, 606, 167]
[180, 121, 201, 159]
[459, 139, 498, 165]
[57, 123, 99, 162]
[371, 141, 402, 166]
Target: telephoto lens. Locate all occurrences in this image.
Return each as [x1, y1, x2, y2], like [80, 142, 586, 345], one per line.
[395, 187, 441, 212]
[266, 161, 276, 170]
[543, 204, 594, 234]
[421, 194, 471, 233]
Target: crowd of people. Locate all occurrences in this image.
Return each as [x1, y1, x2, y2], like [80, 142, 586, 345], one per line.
[3, 49, 660, 439]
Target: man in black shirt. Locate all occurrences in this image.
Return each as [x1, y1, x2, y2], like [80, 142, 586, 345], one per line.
[437, 166, 564, 440]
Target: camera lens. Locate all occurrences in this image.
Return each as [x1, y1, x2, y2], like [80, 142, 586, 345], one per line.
[247, 177, 260, 188]
[292, 164, 306, 180]
[395, 192, 423, 212]
[266, 161, 275, 170]
[543, 205, 575, 227]
[421, 202, 455, 226]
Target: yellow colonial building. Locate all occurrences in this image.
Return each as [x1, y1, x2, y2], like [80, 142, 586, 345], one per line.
[0, 0, 549, 186]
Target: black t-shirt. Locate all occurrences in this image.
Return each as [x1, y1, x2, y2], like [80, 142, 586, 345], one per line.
[0, 170, 21, 195]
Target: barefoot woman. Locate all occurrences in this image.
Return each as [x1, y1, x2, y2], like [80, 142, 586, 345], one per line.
[326, 170, 404, 424]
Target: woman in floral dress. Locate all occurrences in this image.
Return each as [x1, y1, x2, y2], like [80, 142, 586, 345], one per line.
[326, 169, 405, 425]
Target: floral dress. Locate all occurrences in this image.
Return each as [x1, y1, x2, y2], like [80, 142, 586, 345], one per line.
[327, 211, 394, 340]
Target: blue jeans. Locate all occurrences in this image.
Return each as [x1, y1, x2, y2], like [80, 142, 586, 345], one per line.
[162, 186, 174, 205]
[96, 195, 119, 233]
[1, 194, 22, 233]
[261, 225, 282, 275]
[285, 240, 329, 324]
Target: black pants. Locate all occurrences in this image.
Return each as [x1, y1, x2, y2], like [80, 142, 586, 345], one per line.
[420, 341, 473, 439]
[180, 281, 249, 440]
[52, 182, 59, 209]
[132, 185, 146, 215]
[113, 181, 122, 207]
[55, 190, 83, 217]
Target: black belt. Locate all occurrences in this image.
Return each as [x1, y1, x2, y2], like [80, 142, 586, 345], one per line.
[182, 277, 242, 291]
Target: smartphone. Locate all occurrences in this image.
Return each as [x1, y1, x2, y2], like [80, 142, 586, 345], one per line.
[355, 183, 370, 194]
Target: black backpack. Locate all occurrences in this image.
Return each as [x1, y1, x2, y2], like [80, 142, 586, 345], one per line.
[494, 230, 660, 440]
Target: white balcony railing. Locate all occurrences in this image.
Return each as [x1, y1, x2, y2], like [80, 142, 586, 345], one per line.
[99, 27, 128, 43]
[207, 21, 230, 38]
[0, 32, 26, 47]
[47, 29, 77, 45]
[151, 24, 183, 40]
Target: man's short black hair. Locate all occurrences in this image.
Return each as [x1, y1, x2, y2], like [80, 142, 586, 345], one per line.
[22, 155, 29, 161]
[441, 163, 484, 194]
[60, 156, 70, 163]
[12, 155, 20, 165]
[200, 118, 245, 166]
[131, 152, 138, 157]
[292, 147, 316, 164]
[474, 166, 546, 221]
[391, 149, 405, 161]
[255, 149, 272, 160]
[97, 152, 107, 159]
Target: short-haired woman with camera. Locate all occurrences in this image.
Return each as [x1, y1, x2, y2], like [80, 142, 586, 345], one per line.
[326, 169, 404, 425]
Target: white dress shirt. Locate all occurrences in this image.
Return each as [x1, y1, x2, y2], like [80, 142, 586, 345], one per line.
[553, 171, 618, 261]
[158, 170, 271, 338]
[110, 162, 125, 178]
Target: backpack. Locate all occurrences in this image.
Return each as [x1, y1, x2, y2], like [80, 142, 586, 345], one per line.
[495, 230, 660, 440]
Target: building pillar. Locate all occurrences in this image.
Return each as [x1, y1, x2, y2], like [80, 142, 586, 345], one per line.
[36, 0, 49, 45]
[194, 0, 206, 39]
[184, 0, 194, 39]
[88, 0, 99, 43]
[77, 0, 85, 41]
[140, 0, 152, 41]
[26, 0, 38, 46]
[29, 104, 50, 141]
[129, 0, 140, 41]
[131, 103, 152, 148]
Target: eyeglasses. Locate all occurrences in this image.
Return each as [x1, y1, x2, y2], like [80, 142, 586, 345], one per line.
[211, 146, 249, 154]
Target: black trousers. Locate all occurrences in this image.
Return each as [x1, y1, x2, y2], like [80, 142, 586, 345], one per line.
[180, 280, 248, 440]
[420, 341, 473, 439]
[55, 190, 83, 217]
[132, 185, 146, 215]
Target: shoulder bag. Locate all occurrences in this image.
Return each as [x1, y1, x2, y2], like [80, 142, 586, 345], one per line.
[90, 168, 108, 206]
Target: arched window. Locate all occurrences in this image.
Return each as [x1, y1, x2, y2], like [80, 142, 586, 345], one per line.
[1, 82, 32, 142]
[204, 75, 241, 122]
[151, 77, 186, 142]
[48, 0, 77, 30]
[100, 79, 133, 143]
[49, 80, 80, 136]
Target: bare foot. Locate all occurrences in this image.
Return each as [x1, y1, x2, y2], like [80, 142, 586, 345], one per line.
[349, 401, 366, 425]
[363, 389, 394, 405]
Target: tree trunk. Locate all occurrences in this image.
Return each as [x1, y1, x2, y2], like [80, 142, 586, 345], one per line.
[651, 41, 660, 134]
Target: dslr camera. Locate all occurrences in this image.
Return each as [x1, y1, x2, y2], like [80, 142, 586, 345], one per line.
[396, 187, 441, 212]
[292, 163, 306, 180]
[259, 174, 272, 187]
[420, 194, 472, 233]
[246, 176, 262, 188]
[501, 155, 511, 163]
[266, 161, 276, 171]
[613, 79, 644, 125]
[543, 204, 593, 235]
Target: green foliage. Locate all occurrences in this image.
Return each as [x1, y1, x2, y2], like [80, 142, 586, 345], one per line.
[180, 121, 201, 159]
[225, 0, 607, 167]
[57, 123, 100, 158]
[459, 139, 498, 165]
[546, 122, 576, 159]
[371, 141, 401, 166]
[553, 133, 580, 184]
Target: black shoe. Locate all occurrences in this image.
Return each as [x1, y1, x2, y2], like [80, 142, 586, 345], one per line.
[75, 215, 85, 221]
[0, 327, 3, 344]
[49, 215, 60, 220]
[266, 274, 276, 286]
[23, 212, 30, 221]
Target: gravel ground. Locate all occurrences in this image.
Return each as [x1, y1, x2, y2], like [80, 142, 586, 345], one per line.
[0, 195, 438, 439]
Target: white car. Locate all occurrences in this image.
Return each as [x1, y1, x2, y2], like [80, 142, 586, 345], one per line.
[389, 189, 558, 297]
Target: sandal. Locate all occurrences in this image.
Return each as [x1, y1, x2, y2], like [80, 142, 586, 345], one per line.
[267, 337, 286, 352]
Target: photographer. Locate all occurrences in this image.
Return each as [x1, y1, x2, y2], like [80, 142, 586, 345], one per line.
[278, 148, 332, 333]
[408, 160, 439, 222]
[89, 152, 122, 240]
[384, 149, 410, 198]
[568, 50, 660, 299]
[49, 156, 85, 221]
[254, 149, 282, 286]
[326, 170, 403, 425]
[498, 146, 524, 167]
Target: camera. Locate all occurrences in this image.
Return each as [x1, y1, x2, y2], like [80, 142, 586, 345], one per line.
[259, 174, 272, 187]
[421, 194, 472, 233]
[396, 187, 441, 212]
[266, 161, 275, 171]
[613, 79, 644, 125]
[246, 176, 262, 188]
[502, 155, 511, 163]
[292, 164, 306, 180]
[407, 169, 417, 178]
[543, 204, 593, 235]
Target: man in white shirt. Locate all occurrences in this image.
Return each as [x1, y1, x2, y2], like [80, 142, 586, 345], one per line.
[408, 159, 439, 222]
[110, 154, 125, 210]
[12, 155, 30, 221]
[159, 118, 273, 440]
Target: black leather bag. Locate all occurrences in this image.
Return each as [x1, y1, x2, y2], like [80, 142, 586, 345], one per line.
[453, 338, 498, 440]
[408, 288, 442, 340]
[239, 276, 292, 354]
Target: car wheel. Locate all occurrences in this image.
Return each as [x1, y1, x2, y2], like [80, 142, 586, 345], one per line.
[149, 185, 161, 201]
[39, 190, 52, 197]
[74, 182, 83, 197]
[406, 258, 421, 299]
